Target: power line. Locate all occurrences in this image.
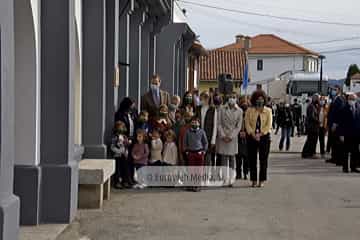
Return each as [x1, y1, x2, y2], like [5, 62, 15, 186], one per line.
[301, 37, 360, 45]
[320, 47, 360, 54]
[178, 0, 360, 27]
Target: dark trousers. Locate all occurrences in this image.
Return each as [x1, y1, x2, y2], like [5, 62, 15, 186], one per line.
[248, 134, 270, 182]
[332, 135, 345, 165]
[302, 131, 319, 158]
[326, 130, 333, 153]
[236, 153, 248, 178]
[318, 127, 326, 155]
[292, 118, 301, 136]
[343, 136, 359, 171]
[115, 156, 132, 185]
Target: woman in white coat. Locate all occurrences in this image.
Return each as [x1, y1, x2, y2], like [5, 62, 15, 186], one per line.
[217, 93, 243, 185]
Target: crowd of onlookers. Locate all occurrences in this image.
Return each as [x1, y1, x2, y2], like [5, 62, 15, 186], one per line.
[301, 86, 360, 173]
[270, 85, 360, 173]
[111, 74, 272, 191]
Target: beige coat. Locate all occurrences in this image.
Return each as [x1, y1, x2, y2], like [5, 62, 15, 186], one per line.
[217, 104, 243, 156]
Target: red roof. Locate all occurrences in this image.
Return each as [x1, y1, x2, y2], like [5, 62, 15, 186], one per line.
[199, 49, 247, 81]
[219, 34, 320, 56]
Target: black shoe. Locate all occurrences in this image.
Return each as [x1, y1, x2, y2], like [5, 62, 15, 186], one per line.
[325, 159, 336, 164]
[343, 169, 349, 173]
[351, 169, 360, 173]
[243, 175, 248, 180]
[114, 182, 124, 189]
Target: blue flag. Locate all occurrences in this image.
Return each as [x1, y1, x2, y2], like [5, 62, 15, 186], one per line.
[242, 63, 249, 90]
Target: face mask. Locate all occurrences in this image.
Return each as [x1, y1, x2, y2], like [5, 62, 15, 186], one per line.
[228, 98, 237, 106]
[168, 104, 177, 112]
[348, 100, 356, 107]
[184, 96, 193, 105]
[138, 117, 147, 123]
[159, 111, 168, 118]
[191, 123, 200, 130]
[200, 100, 208, 106]
[320, 100, 325, 106]
[256, 100, 264, 108]
[241, 104, 248, 111]
[151, 84, 159, 92]
[117, 128, 127, 134]
[213, 96, 222, 106]
[331, 90, 336, 96]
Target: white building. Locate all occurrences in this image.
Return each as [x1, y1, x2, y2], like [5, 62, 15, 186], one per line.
[220, 34, 320, 94]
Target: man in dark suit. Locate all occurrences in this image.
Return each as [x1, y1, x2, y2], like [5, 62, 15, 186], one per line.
[302, 94, 320, 158]
[338, 93, 360, 173]
[141, 74, 171, 118]
[326, 85, 346, 165]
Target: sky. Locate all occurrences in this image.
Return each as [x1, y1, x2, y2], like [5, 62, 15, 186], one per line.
[177, 0, 360, 79]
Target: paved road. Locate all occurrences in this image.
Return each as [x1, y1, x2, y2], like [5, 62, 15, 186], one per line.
[57, 153, 360, 240]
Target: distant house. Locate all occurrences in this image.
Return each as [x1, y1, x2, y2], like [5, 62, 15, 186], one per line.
[198, 49, 248, 92]
[219, 34, 321, 94]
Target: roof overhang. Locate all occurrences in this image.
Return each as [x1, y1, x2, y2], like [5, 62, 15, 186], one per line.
[189, 41, 208, 56]
[144, 0, 171, 16]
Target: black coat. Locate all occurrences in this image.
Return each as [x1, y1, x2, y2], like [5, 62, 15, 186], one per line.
[337, 103, 360, 137]
[277, 107, 294, 128]
[327, 95, 346, 128]
[305, 103, 320, 134]
[114, 110, 138, 138]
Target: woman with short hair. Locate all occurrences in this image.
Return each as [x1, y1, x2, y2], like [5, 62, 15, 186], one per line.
[245, 90, 272, 188]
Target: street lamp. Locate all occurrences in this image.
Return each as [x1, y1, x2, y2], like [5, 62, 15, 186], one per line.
[319, 55, 326, 94]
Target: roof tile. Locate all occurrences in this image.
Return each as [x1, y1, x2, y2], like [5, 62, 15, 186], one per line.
[199, 49, 247, 81]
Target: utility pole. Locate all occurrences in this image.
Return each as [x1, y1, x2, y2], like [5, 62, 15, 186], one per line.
[319, 55, 325, 94]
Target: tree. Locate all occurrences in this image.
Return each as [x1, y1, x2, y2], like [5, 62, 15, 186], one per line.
[345, 64, 360, 86]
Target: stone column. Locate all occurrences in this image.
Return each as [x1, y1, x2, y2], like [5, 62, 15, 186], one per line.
[118, 0, 132, 102]
[39, 0, 78, 223]
[104, 0, 119, 151]
[13, 0, 41, 225]
[0, 0, 20, 238]
[129, 9, 146, 108]
[82, 0, 107, 158]
[140, 19, 153, 96]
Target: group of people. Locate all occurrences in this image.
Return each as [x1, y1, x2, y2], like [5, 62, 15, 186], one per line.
[273, 99, 303, 151]
[302, 86, 360, 173]
[111, 74, 273, 191]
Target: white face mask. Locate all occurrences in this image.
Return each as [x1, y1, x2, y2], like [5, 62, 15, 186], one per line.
[228, 98, 237, 106]
[200, 100, 208, 106]
[348, 100, 356, 107]
[150, 84, 159, 91]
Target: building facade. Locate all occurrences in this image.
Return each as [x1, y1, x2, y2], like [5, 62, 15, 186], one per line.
[1, 0, 199, 239]
[220, 34, 320, 94]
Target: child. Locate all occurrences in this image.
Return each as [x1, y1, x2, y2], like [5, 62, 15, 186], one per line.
[151, 104, 172, 136]
[172, 110, 183, 138]
[136, 110, 151, 137]
[178, 111, 193, 166]
[131, 129, 150, 187]
[169, 95, 181, 125]
[162, 130, 178, 166]
[184, 117, 208, 192]
[111, 121, 132, 189]
[149, 129, 163, 166]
